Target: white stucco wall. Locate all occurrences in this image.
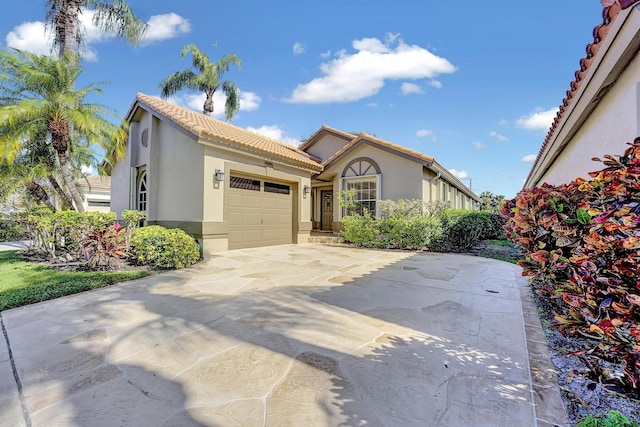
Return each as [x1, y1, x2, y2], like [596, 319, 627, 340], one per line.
[539, 54, 640, 185]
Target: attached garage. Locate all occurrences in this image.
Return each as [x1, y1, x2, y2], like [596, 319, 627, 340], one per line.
[227, 175, 293, 250]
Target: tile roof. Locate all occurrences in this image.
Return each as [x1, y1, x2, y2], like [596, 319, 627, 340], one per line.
[76, 175, 111, 192]
[130, 93, 323, 172]
[298, 124, 357, 151]
[525, 1, 635, 185]
[321, 132, 435, 170]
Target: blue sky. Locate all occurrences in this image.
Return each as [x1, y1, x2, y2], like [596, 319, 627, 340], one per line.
[1, 1, 606, 198]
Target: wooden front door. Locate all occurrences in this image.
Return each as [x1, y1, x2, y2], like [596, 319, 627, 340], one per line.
[321, 191, 333, 231]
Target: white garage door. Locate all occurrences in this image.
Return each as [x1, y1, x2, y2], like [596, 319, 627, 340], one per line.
[227, 175, 293, 250]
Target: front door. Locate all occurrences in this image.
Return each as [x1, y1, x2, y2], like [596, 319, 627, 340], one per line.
[321, 191, 333, 231]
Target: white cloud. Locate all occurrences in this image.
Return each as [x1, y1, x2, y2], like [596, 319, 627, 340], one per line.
[489, 131, 509, 142]
[5, 11, 190, 60]
[5, 21, 52, 55]
[497, 118, 507, 126]
[81, 165, 95, 175]
[320, 50, 331, 58]
[246, 125, 300, 146]
[472, 141, 485, 150]
[516, 107, 559, 131]
[416, 129, 436, 141]
[428, 80, 443, 89]
[162, 89, 261, 117]
[366, 102, 378, 108]
[285, 33, 457, 103]
[293, 41, 306, 55]
[401, 82, 423, 95]
[521, 154, 537, 163]
[448, 169, 469, 180]
[142, 13, 191, 44]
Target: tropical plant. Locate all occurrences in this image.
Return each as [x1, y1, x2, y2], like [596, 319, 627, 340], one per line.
[45, 0, 148, 60]
[501, 137, 640, 398]
[159, 44, 242, 119]
[0, 48, 127, 212]
[130, 225, 200, 269]
[81, 221, 129, 269]
[479, 191, 505, 213]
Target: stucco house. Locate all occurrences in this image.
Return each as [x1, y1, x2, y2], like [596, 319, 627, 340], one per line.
[75, 175, 111, 212]
[524, 0, 640, 188]
[111, 93, 478, 254]
[300, 125, 480, 231]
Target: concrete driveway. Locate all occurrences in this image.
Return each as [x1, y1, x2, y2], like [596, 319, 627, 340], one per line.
[0, 244, 565, 426]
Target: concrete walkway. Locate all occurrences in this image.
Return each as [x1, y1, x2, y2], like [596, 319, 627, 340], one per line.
[0, 244, 566, 426]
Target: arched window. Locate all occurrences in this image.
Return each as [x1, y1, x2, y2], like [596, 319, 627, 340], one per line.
[137, 169, 147, 213]
[340, 157, 381, 216]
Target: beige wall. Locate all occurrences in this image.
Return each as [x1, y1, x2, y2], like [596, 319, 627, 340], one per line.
[304, 134, 351, 162]
[531, 7, 640, 187]
[539, 55, 639, 185]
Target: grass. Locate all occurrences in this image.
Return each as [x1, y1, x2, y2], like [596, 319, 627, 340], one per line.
[474, 239, 522, 264]
[0, 251, 149, 311]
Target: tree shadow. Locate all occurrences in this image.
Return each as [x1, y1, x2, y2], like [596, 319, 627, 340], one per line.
[3, 246, 534, 426]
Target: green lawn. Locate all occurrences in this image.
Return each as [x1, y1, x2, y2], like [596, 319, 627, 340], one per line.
[0, 251, 149, 311]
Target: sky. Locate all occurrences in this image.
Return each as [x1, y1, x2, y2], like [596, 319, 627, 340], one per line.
[0, 0, 608, 199]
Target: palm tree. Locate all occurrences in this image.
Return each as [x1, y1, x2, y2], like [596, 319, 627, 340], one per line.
[0, 160, 57, 211]
[45, 0, 148, 60]
[0, 49, 127, 212]
[159, 44, 242, 120]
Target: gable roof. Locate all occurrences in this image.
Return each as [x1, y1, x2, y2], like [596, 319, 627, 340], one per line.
[298, 124, 357, 151]
[525, 1, 639, 187]
[127, 93, 323, 172]
[321, 132, 435, 170]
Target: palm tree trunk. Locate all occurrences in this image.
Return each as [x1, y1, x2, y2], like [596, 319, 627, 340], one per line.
[26, 181, 56, 211]
[58, 0, 84, 59]
[57, 151, 85, 213]
[203, 90, 214, 115]
[48, 174, 74, 209]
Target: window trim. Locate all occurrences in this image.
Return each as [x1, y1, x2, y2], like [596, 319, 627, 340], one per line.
[339, 174, 381, 218]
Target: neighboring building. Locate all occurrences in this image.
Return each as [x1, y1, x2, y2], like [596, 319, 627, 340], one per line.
[75, 176, 111, 212]
[299, 125, 480, 232]
[111, 93, 321, 254]
[525, 1, 640, 188]
[111, 93, 478, 254]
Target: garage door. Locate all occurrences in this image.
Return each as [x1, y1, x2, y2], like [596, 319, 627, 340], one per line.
[227, 175, 293, 250]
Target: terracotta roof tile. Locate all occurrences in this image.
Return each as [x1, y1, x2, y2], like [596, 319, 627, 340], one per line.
[525, 3, 630, 185]
[322, 132, 435, 169]
[131, 93, 322, 172]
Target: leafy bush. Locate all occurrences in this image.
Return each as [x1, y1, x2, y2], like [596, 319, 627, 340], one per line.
[130, 225, 200, 269]
[81, 222, 129, 270]
[340, 199, 444, 250]
[340, 212, 380, 247]
[0, 217, 24, 241]
[577, 411, 637, 427]
[429, 209, 491, 252]
[501, 138, 640, 398]
[483, 212, 506, 240]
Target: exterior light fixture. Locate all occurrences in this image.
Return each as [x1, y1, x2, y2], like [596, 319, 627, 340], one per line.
[303, 185, 311, 195]
[214, 169, 225, 181]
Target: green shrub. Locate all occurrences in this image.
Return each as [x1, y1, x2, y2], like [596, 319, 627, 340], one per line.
[429, 209, 491, 252]
[0, 218, 24, 241]
[483, 212, 506, 240]
[577, 411, 637, 427]
[130, 225, 200, 269]
[378, 215, 442, 250]
[340, 213, 380, 247]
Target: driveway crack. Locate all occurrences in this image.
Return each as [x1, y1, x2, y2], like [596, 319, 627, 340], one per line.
[1, 313, 32, 427]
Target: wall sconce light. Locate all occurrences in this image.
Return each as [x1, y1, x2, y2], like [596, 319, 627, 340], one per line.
[303, 185, 311, 195]
[214, 169, 225, 182]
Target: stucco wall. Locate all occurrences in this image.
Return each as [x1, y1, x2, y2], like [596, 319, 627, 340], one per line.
[539, 54, 640, 185]
[304, 134, 351, 162]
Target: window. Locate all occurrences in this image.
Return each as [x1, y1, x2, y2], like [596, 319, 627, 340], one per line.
[88, 200, 110, 208]
[137, 170, 147, 212]
[441, 181, 448, 202]
[264, 181, 290, 194]
[230, 176, 260, 191]
[344, 178, 377, 215]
